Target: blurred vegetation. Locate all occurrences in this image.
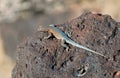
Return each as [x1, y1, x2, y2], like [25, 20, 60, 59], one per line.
[0, 0, 120, 23]
[0, 0, 120, 78]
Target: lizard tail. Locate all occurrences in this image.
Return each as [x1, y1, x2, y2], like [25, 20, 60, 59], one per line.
[66, 38, 107, 58]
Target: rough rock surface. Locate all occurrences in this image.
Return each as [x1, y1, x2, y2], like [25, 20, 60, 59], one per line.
[12, 12, 120, 78]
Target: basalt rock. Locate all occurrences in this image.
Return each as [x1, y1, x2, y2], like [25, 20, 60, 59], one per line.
[12, 12, 120, 78]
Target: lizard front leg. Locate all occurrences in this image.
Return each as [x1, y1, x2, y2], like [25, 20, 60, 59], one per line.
[44, 32, 52, 39]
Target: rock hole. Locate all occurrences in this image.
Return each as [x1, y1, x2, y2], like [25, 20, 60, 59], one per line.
[51, 63, 56, 70]
[39, 38, 42, 41]
[26, 64, 28, 68]
[77, 23, 85, 30]
[76, 35, 79, 37]
[77, 24, 80, 28]
[20, 72, 22, 77]
[36, 61, 38, 64]
[97, 13, 102, 16]
[117, 50, 120, 52]
[81, 25, 85, 30]
[70, 56, 74, 62]
[33, 57, 37, 61]
[113, 71, 117, 78]
[103, 73, 107, 76]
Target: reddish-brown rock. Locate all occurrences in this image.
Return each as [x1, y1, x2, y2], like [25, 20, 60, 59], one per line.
[12, 12, 120, 78]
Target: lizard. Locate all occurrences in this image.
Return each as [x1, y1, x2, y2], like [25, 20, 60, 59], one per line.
[38, 24, 107, 58]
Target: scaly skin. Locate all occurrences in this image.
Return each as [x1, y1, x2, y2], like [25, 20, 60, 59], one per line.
[38, 24, 107, 58]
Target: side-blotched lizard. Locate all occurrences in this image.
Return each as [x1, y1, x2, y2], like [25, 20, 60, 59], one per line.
[38, 24, 107, 58]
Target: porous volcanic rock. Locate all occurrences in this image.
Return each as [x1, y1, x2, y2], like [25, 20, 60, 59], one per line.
[12, 12, 120, 78]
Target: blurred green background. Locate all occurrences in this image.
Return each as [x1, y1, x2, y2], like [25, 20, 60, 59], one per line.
[0, 0, 120, 78]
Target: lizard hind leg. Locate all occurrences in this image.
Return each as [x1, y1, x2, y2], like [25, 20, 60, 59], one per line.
[61, 40, 69, 51]
[65, 31, 71, 37]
